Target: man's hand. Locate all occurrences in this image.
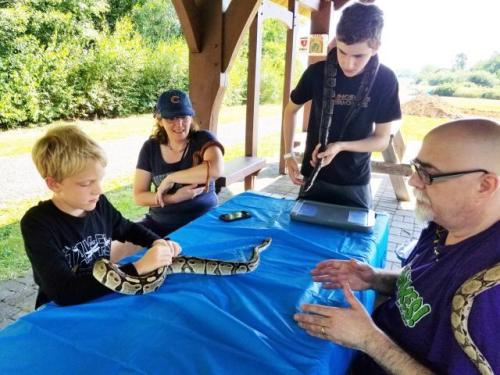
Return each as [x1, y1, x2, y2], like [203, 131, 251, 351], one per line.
[133, 240, 181, 275]
[311, 259, 375, 290]
[285, 158, 304, 185]
[294, 282, 380, 351]
[310, 142, 344, 168]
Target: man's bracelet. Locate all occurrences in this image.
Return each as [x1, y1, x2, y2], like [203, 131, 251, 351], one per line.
[283, 152, 295, 160]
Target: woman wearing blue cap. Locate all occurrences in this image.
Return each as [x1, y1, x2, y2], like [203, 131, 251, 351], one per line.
[132, 89, 225, 237]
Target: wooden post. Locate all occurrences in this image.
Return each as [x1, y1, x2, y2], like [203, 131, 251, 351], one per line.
[172, 0, 260, 133]
[302, 1, 333, 132]
[244, 10, 264, 189]
[187, 0, 225, 133]
[279, 0, 298, 174]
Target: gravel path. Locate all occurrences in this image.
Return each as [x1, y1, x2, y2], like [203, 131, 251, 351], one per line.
[0, 116, 281, 206]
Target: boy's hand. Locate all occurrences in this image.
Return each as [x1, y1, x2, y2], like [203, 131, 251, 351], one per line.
[286, 158, 304, 185]
[310, 142, 344, 168]
[133, 240, 182, 275]
[152, 239, 182, 257]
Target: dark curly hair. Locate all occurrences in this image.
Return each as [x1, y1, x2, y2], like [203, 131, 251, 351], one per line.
[336, 2, 384, 48]
[151, 114, 200, 145]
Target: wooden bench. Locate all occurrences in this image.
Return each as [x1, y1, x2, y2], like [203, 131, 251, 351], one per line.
[215, 156, 267, 193]
[370, 124, 412, 201]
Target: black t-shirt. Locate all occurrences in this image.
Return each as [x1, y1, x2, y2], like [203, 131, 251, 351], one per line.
[136, 130, 224, 231]
[291, 58, 401, 185]
[20, 195, 160, 307]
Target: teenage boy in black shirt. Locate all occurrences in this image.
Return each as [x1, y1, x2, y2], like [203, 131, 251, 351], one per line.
[283, 2, 401, 208]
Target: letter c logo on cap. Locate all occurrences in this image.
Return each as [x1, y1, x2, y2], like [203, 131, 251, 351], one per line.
[171, 95, 180, 104]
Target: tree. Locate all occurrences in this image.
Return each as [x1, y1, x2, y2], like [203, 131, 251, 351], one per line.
[131, 0, 181, 45]
[453, 53, 467, 70]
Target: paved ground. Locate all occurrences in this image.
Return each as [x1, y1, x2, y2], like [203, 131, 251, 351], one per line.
[0, 157, 422, 330]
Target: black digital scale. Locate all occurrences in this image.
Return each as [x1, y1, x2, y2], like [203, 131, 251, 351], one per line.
[290, 199, 376, 232]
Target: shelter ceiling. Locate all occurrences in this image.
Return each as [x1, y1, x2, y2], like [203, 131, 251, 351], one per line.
[270, 0, 350, 14]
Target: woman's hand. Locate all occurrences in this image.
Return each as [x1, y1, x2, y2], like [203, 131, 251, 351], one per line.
[156, 177, 174, 207]
[169, 184, 204, 204]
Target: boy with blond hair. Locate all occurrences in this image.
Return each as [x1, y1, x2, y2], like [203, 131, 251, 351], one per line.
[21, 125, 180, 307]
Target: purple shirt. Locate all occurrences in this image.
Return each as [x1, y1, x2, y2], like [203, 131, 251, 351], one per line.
[360, 221, 500, 374]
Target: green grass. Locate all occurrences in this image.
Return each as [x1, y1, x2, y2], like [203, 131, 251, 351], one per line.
[0, 97, 491, 280]
[400, 115, 444, 142]
[440, 96, 500, 115]
[0, 104, 282, 158]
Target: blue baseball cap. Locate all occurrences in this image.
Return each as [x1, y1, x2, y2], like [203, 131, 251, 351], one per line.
[155, 89, 194, 119]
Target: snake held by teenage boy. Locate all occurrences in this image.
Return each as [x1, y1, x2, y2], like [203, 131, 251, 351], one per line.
[451, 262, 500, 375]
[92, 238, 272, 295]
[300, 48, 380, 195]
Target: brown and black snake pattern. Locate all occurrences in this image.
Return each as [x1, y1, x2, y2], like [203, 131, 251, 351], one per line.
[451, 262, 500, 375]
[93, 238, 272, 295]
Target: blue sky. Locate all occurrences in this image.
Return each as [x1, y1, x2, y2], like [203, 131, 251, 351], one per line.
[375, 0, 500, 72]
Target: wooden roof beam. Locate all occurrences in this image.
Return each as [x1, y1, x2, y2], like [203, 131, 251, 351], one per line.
[222, 0, 261, 72]
[262, 0, 293, 29]
[172, 0, 202, 53]
[298, 0, 320, 12]
[332, 0, 350, 10]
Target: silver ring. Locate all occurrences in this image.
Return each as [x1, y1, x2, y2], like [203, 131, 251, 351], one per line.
[321, 326, 326, 336]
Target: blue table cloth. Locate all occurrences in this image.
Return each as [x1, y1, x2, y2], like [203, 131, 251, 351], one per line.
[0, 192, 389, 374]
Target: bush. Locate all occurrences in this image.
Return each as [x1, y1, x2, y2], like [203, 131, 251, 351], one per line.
[131, 0, 181, 46]
[426, 71, 457, 86]
[481, 89, 500, 100]
[71, 17, 148, 118]
[453, 86, 488, 99]
[135, 38, 189, 111]
[465, 71, 497, 87]
[430, 84, 456, 97]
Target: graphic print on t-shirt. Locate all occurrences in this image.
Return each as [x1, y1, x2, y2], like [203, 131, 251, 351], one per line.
[333, 93, 370, 108]
[63, 234, 111, 268]
[396, 267, 431, 328]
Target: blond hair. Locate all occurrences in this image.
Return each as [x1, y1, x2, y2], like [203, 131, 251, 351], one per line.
[32, 125, 107, 182]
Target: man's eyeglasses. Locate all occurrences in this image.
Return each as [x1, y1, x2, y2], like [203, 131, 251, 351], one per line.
[410, 159, 488, 185]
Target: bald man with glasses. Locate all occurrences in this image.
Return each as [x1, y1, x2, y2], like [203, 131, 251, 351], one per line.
[295, 119, 500, 374]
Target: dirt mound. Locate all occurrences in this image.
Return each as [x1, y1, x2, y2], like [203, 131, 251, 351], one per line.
[402, 95, 462, 119]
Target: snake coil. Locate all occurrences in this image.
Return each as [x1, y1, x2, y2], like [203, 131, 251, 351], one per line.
[93, 238, 272, 295]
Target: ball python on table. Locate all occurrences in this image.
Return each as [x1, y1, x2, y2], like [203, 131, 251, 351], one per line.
[451, 262, 500, 375]
[93, 238, 272, 295]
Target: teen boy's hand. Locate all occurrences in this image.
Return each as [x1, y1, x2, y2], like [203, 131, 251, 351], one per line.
[133, 240, 181, 275]
[285, 158, 304, 185]
[310, 142, 344, 168]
